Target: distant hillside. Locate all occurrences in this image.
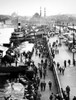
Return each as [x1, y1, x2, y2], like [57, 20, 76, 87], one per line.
[10, 14, 31, 25]
[47, 14, 76, 25]
[0, 13, 31, 25]
[0, 15, 11, 22]
[0, 14, 76, 26]
[29, 13, 76, 26]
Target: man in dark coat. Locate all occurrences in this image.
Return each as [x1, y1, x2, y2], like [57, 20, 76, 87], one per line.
[64, 60, 66, 68]
[48, 81, 52, 91]
[40, 82, 43, 91]
[66, 85, 70, 99]
[49, 93, 53, 100]
[43, 81, 46, 91]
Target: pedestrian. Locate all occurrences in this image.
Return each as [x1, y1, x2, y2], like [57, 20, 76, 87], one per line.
[43, 81, 46, 91]
[52, 53, 55, 58]
[61, 88, 66, 99]
[43, 63, 47, 70]
[64, 60, 67, 68]
[73, 96, 76, 100]
[39, 69, 42, 79]
[39, 53, 41, 58]
[37, 77, 40, 86]
[65, 92, 69, 100]
[55, 93, 62, 100]
[43, 69, 46, 79]
[37, 92, 42, 100]
[45, 59, 47, 65]
[62, 67, 65, 75]
[35, 49, 38, 56]
[48, 81, 52, 91]
[49, 93, 53, 100]
[68, 59, 71, 66]
[40, 82, 43, 91]
[44, 61, 47, 69]
[66, 85, 70, 99]
[57, 62, 60, 69]
[41, 59, 43, 65]
[59, 67, 62, 74]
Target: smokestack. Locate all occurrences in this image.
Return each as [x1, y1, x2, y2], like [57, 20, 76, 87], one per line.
[18, 22, 21, 31]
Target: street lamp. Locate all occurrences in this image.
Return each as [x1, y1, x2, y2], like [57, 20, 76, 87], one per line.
[72, 24, 75, 65]
[59, 23, 62, 46]
[67, 23, 68, 32]
[62, 22, 64, 32]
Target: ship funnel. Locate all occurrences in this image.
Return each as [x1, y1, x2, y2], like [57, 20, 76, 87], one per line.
[18, 23, 21, 31]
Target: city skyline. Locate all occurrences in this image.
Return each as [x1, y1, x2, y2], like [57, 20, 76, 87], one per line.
[0, 0, 76, 16]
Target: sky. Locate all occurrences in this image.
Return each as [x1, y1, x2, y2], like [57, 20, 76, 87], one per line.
[0, 0, 76, 16]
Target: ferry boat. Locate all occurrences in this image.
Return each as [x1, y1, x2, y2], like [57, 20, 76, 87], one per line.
[10, 23, 26, 47]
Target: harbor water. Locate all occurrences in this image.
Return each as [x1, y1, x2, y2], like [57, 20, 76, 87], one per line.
[0, 27, 14, 44]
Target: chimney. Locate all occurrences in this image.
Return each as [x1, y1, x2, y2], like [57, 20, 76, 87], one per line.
[18, 22, 21, 31]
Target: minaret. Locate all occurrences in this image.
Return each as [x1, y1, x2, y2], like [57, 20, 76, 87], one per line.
[44, 7, 46, 18]
[40, 7, 42, 17]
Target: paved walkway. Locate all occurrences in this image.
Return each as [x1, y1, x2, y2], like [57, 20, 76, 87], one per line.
[48, 36, 76, 99]
[48, 36, 72, 66]
[32, 48, 57, 100]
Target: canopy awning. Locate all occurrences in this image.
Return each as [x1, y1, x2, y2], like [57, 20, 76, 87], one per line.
[15, 42, 34, 54]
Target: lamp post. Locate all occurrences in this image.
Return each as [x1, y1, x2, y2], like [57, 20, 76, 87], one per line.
[67, 23, 68, 32]
[59, 23, 62, 46]
[72, 24, 75, 65]
[62, 22, 64, 32]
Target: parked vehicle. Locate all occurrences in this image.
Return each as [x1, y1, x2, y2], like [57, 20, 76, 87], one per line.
[68, 41, 76, 52]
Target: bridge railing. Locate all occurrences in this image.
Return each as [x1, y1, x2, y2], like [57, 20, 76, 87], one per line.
[46, 36, 63, 99]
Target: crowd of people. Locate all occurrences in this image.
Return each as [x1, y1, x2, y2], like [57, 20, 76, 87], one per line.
[19, 37, 55, 100]
[53, 58, 76, 76]
[34, 38, 61, 100]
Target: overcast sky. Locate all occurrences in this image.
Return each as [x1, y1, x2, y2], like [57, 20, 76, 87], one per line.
[0, 0, 76, 16]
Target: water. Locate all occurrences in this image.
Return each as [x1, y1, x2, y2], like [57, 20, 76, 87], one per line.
[0, 27, 14, 44]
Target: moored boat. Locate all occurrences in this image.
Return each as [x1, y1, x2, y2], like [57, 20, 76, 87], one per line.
[10, 23, 26, 47]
